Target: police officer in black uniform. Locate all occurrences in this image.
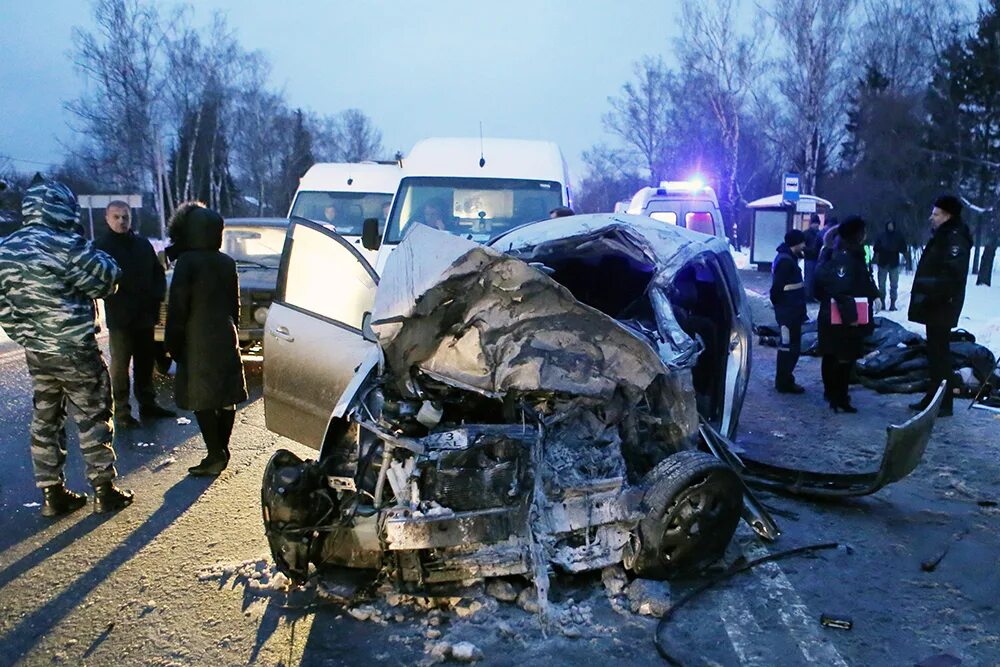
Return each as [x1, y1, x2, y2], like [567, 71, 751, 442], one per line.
[908, 195, 973, 417]
[770, 228, 808, 393]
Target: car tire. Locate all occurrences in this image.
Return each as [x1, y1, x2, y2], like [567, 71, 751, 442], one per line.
[628, 450, 742, 580]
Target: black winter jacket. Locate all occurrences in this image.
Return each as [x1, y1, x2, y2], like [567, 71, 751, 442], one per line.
[165, 209, 247, 411]
[873, 225, 907, 269]
[96, 230, 166, 329]
[908, 217, 973, 328]
[770, 243, 807, 325]
[815, 241, 880, 359]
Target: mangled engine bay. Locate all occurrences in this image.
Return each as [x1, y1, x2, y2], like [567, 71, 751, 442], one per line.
[263, 220, 756, 591]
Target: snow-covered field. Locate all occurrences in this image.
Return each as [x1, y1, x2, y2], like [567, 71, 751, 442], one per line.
[876, 269, 999, 355]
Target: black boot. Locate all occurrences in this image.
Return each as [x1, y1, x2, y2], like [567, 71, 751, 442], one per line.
[41, 483, 87, 518]
[187, 452, 229, 476]
[93, 482, 134, 514]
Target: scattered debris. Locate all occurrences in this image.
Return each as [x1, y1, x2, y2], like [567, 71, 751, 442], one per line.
[921, 529, 969, 572]
[485, 579, 520, 602]
[819, 614, 853, 630]
[176, 417, 192, 425]
[600, 564, 628, 597]
[23, 502, 40, 508]
[626, 578, 671, 617]
[135, 441, 156, 448]
[450, 641, 482, 662]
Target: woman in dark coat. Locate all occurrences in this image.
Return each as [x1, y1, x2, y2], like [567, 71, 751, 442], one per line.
[165, 203, 248, 475]
[815, 216, 880, 413]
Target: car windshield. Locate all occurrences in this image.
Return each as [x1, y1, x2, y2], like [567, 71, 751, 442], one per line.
[384, 177, 563, 244]
[290, 191, 393, 236]
[223, 225, 286, 268]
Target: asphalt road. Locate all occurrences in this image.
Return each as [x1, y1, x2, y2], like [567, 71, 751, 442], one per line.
[0, 282, 998, 665]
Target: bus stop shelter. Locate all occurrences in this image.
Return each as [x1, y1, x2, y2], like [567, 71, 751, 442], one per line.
[748, 193, 833, 271]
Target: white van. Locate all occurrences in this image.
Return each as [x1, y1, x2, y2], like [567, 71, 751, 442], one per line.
[362, 137, 571, 273]
[289, 162, 402, 262]
[626, 180, 728, 241]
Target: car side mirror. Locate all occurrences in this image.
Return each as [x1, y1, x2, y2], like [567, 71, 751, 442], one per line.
[361, 311, 378, 343]
[362, 218, 381, 250]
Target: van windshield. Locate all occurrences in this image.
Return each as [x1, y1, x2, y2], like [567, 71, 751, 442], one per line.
[290, 191, 393, 236]
[385, 177, 563, 244]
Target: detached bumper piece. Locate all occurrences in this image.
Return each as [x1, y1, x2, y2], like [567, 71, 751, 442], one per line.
[702, 381, 945, 499]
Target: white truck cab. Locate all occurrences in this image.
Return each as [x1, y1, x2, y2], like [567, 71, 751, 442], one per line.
[626, 180, 728, 242]
[363, 137, 571, 274]
[289, 162, 402, 263]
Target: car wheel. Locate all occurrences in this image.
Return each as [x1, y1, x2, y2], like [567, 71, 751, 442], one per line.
[628, 450, 742, 579]
[261, 449, 328, 583]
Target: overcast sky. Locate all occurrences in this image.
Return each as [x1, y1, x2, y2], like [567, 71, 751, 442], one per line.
[0, 1, 693, 180]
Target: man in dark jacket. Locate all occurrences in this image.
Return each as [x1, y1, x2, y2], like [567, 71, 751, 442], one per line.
[907, 195, 973, 417]
[96, 201, 175, 427]
[0, 178, 134, 516]
[770, 229, 808, 393]
[802, 213, 823, 302]
[873, 220, 907, 310]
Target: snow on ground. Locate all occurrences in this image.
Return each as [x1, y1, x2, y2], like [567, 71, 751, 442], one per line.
[875, 269, 999, 354]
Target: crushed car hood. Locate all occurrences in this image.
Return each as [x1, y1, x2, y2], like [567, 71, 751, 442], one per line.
[371, 224, 668, 401]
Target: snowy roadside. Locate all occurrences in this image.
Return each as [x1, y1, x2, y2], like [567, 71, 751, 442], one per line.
[873, 270, 999, 354]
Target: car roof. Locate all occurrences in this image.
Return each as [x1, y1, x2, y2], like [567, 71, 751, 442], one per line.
[297, 162, 402, 194]
[490, 212, 729, 261]
[403, 137, 568, 183]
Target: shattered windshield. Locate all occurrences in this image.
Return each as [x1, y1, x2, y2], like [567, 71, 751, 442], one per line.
[222, 225, 286, 268]
[289, 191, 393, 236]
[384, 177, 563, 244]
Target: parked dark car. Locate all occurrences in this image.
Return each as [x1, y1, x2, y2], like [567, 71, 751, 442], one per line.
[154, 217, 287, 363]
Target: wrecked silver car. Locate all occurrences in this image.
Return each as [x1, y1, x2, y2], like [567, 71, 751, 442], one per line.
[260, 214, 940, 589]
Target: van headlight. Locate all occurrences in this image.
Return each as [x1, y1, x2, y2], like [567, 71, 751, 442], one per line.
[254, 306, 269, 325]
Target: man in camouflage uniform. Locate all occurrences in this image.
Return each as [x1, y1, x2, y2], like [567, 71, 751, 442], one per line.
[0, 177, 135, 516]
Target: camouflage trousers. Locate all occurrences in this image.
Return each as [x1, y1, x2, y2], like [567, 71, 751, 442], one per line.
[24, 345, 117, 488]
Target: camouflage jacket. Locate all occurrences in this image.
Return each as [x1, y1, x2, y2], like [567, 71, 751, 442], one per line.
[0, 180, 121, 353]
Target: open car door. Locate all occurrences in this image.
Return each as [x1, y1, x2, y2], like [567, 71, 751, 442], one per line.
[264, 219, 379, 449]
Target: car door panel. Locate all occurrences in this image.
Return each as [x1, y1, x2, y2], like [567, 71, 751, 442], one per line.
[264, 220, 379, 449]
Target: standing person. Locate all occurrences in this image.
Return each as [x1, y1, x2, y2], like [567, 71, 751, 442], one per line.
[815, 216, 880, 413]
[96, 201, 175, 427]
[0, 178, 133, 516]
[770, 228, 808, 393]
[815, 222, 840, 401]
[907, 195, 973, 417]
[802, 213, 823, 302]
[873, 220, 907, 311]
[165, 203, 248, 475]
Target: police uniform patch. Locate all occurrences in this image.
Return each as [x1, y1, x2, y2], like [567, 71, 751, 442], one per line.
[950, 245, 960, 256]
[836, 266, 846, 278]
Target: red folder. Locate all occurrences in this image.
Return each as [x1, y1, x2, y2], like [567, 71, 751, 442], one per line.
[830, 298, 870, 325]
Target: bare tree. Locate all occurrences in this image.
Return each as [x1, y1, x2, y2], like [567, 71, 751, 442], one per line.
[311, 110, 384, 162]
[603, 57, 673, 183]
[66, 0, 165, 194]
[851, 0, 965, 94]
[679, 0, 766, 242]
[767, 0, 855, 194]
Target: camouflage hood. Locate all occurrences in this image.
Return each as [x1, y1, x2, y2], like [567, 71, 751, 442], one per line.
[21, 179, 84, 235]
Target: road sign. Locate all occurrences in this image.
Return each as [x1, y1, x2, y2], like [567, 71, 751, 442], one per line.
[782, 173, 800, 203]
